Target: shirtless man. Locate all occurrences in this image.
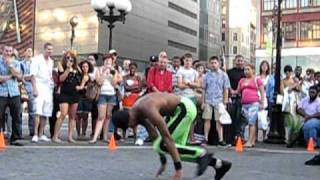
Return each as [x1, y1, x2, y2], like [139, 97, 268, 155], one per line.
[112, 93, 231, 180]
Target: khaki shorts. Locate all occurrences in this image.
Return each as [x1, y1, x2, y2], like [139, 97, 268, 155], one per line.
[202, 104, 221, 121]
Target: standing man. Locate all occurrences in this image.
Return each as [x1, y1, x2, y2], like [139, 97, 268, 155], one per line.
[171, 56, 181, 95]
[0, 45, 23, 146]
[20, 48, 35, 136]
[147, 51, 172, 93]
[30, 42, 54, 143]
[145, 55, 158, 80]
[112, 93, 232, 180]
[227, 55, 246, 141]
[202, 56, 231, 146]
[177, 53, 200, 104]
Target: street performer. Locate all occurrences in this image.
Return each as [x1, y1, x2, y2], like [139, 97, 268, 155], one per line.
[112, 92, 231, 179]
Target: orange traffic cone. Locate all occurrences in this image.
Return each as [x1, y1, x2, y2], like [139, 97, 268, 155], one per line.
[0, 132, 6, 150]
[235, 136, 243, 152]
[108, 134, 117, 152]
[307, 137, 315, 152]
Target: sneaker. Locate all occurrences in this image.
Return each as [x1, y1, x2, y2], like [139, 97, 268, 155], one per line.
[215, 160, 232, 180]
[218, 141, 231, 147]
[31, 136, 38, 143]
[135, 139, 144, 146]
[39, 135, 51, 142]
[305, 155, 320, 166]
[197, 153, 212, 176]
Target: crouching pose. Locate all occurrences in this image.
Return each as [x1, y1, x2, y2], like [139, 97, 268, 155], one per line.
[112, 92, 231, 179]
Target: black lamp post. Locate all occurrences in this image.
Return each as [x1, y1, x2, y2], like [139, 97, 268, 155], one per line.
[265, 0, 286, 144]
[70, 16, 78, 50]
[91, 0, 132, 50]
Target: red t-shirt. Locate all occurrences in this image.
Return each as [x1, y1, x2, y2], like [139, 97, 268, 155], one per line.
[239, 77, 263, 104]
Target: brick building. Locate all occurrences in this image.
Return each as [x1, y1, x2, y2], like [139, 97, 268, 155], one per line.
[256, 0, 320, 71]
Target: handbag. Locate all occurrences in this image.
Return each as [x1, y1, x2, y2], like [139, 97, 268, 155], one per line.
[85, 80, 101, 101]
[19, 81, 29, 102]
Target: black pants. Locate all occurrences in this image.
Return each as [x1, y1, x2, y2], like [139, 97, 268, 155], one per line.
[229, 97, 246, 138]
[0, 96, 21, 142]
[49, 93, 60, 138]
[91, 100, 98, 136]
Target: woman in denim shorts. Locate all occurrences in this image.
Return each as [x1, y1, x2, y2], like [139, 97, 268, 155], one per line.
[89, 54, 119, 143]
[233, 64, 265, 148]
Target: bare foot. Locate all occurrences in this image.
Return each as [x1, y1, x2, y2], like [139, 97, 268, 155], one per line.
[52, 138, 63, 144]
[68, 139, 76, 143]
[88, 139, 97, 144]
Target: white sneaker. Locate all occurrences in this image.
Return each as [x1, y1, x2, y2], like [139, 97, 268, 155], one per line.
[39, 135, 51, 142]
[135, 139, 144, 146]
[31, 136, 38, 143]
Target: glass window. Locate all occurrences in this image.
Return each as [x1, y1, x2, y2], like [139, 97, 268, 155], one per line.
[233, 46, 238, 54]
[284, 22, 297, 41]
[301, 0, 320, 7]
[233, 32, 238, 41]
[263, 0, 275, 11]
[283, 0, 297, 9]
[300, 21, 320, 40]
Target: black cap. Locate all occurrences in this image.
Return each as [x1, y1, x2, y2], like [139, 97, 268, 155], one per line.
[149, 55, 158, 62]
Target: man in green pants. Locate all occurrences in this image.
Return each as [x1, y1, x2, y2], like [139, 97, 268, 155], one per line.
[112, 92, 231, 180]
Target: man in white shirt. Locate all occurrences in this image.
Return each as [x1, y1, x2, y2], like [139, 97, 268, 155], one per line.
[30, 42, 54, 142]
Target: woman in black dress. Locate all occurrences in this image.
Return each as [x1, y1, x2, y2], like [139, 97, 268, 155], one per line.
[52, 50, 81, 143]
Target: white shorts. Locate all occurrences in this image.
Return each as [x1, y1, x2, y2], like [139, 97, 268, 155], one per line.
[34, 96, 53, 117]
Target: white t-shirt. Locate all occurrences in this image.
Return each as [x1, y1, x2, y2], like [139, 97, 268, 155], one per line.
[98, 68, 116, 96]
[176, 67, 198, 97]
[30, 54, 54, 97]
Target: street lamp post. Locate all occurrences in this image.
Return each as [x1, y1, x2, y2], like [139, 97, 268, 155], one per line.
[265, 0, 286, 144]
[70, 16, 79, 50]
[91, 0, 132, 50]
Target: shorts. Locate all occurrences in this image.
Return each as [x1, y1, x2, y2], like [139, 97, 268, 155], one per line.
[242, 103, 259, 125]
[34, 96, 53, 117]
[78, 99, 92, 113]
[97, 94, 117, 105]
[202, 104, 221, 121]
[59, 94, 80, 104]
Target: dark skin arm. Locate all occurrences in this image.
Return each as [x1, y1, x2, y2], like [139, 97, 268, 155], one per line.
[297, 108, 320, 121]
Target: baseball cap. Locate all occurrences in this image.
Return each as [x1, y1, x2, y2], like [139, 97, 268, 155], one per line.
[109, 49, 117, 56]
[149, 55, 158, 62]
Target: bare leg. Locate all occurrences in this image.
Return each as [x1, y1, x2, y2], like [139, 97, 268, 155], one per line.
[89, 104, 107, 143]
[204, 119, 211, 143]
[34, 115, 40, 136]
[216, 121, 224, 142]
[52, 103, 68, 142]
[68, 103, 78, 143]
[102, 104, 114, 141]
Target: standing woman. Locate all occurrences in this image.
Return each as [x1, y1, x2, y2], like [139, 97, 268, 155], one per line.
[52, 51, 81, 143]
[89, 54, 119, 143]
[257, 60, 270, 140]
[234, 64, 265, 147]
[76, 60, 94, 138]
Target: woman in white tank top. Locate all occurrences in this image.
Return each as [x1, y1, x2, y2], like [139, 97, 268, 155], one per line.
[89, 54, 120, 143]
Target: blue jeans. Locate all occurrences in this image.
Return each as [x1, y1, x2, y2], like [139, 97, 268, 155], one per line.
[303, 118, 320, 147]
[137, 125, 148, 140]
[26, 92, 35, 135]
[242, 103, 259, 125]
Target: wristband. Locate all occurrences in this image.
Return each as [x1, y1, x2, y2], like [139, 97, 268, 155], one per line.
[174, 161, 182, 170]
[159, 154, 166, 165]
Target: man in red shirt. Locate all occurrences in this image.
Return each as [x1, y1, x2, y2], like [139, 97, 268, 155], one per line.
[147, 51, 172, 93]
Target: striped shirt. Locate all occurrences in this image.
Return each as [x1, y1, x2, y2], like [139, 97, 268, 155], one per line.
[0, 57, 21, 97]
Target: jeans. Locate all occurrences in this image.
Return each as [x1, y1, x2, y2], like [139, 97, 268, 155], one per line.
[136, 125, 148, 141]
[303, 118, 320, 147]
[0, 96, 22, 141]
[26, 92, 35, 135]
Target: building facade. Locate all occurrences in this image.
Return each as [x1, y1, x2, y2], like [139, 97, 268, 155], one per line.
[31, 0, 222, 68]
[256, 0, 320, 71]
[221, 0, 257, 69]
[0, 0, 35, 53]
